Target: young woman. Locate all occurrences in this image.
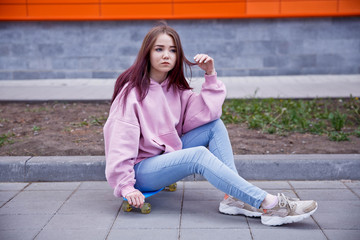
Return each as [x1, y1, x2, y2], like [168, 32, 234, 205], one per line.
[103, 23, 317, 226]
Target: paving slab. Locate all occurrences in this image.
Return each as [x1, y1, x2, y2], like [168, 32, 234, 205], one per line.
[69, 189, 117, 202]
[0, 191, 18, 202]
[78, 181, 113, 190]
[313, 201, 360, 230]
[0, 229, 39, 240]
[44, 214, 116, 230]
[182, 200, 220, 215]
[113, 213, 181, 229]
[323, 230, 360, 240]
[58, 199, 121, 216]
[351, 188, 360, 197]
[0, 182, 29, 191]
[107, 229, 179, 240]
[11, 190, 73, 202]
[181, 212, 249, 229]
[36, 229, 110, 240]
[180, 229, 252, 240]
[0, 200, 65, 215]
[296, 189, 359, 201]
[183, 189, 224, 201]
[251, 229, 327, 240]
[250, 181, 292, 190]
[147, 188, 184, 200]
[289, 181, 347, 189]
[145, 197, 182, 215]
[25, 182, 81, 191]
[343, 180, 360, 189]
[0, 214, 53, 231]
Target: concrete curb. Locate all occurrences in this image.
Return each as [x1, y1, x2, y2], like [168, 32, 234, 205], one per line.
[0, 156, 106, 182]
[1, 154, 359, 182]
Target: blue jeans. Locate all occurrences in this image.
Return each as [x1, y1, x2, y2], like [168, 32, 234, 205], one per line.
[134, 119, 268, 209]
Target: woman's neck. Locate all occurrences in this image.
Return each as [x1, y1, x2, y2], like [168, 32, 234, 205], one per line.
[150, 71, 167, 84]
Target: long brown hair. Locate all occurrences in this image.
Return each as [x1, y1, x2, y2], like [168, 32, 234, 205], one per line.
[111, 22, 196, 105]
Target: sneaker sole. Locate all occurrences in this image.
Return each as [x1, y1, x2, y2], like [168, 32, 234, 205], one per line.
[261, 203, 318, 226]
[219, 203, 262, 217]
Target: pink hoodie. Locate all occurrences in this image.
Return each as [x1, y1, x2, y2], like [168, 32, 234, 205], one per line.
[103, 74, 226, 198]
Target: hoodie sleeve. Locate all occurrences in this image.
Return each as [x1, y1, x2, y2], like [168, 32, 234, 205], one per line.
[182, 73, 226, 133]
[103, 102, 140, 198]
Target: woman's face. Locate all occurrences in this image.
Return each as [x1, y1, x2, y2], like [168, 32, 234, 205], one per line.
[149, 33, 177, 82]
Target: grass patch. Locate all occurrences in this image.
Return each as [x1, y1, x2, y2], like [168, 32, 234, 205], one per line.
[89, 115, 107, 126]
[221, 97, 360, 141]
[69, 115, 107, 129]
[328, 131, 349, 141]
[25, 105, 50, 113]
[32, 125, 41, 132]
[355, 128, 360, 138]
[0, 132, 15, 147]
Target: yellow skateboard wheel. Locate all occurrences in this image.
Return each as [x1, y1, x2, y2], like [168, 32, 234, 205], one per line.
[141, 202, 151, 214]
[166, 183, 177, 192]
[122, 200, 132, 212]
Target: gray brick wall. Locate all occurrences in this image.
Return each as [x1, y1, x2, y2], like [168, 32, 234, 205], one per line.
[0, 18, 359, 80]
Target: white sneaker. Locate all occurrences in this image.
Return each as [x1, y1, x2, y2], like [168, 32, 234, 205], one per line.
[219, 196, 263, 217]
[261, 193, 318, 226]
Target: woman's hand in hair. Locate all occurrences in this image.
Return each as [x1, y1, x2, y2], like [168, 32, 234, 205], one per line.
[194, 54, 216, 75]
[125, 189, 145, 209]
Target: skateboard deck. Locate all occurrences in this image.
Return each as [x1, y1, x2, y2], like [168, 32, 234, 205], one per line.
[122, 183, 177, 214]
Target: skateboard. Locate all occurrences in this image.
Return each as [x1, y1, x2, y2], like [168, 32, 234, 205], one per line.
[122, 183, 177, 214]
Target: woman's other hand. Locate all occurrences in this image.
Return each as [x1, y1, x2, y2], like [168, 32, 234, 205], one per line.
[125, 189, 145, 209]
[194, 54, 216, 75]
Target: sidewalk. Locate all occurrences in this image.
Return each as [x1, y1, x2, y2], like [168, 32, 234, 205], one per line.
[0, 180, 359, 240]
[0, 74, 359, 101]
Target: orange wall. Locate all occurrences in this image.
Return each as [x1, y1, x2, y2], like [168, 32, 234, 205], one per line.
[0, 0, 359, 20]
